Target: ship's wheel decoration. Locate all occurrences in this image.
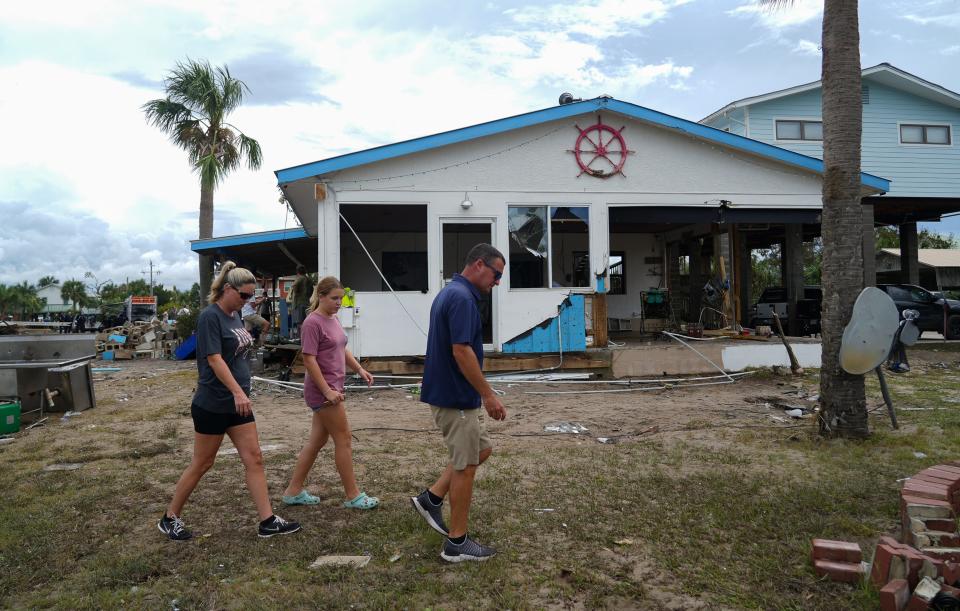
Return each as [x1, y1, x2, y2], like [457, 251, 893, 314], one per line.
[568, 115, 633, 178]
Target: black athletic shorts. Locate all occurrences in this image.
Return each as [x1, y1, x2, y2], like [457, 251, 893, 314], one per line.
[191, 403, 255, 435]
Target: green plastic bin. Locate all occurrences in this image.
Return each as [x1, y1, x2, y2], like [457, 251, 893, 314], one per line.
[0, 400, 21, 434]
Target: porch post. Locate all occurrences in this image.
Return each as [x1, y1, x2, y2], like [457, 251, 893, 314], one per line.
[862, 203, 875, 287]
[737, 230, 752, 326]
[688, 238, 704, 321]
[783, 224, 804, 336]
[899, 222, 919, 285]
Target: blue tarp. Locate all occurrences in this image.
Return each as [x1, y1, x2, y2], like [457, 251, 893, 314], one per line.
[174, 334, 197, 360]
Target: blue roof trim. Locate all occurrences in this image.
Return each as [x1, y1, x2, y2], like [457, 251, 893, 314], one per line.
[275, 97, 890, 192]
[190, 227, 309, 252]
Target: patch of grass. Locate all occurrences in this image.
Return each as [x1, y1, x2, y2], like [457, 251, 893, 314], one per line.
[3, 364, 960, 608]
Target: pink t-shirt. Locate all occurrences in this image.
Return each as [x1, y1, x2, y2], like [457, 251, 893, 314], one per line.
[301, 311, 348, 407]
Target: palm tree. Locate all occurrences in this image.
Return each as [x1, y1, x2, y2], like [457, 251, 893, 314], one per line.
[762, 0, 868, 437]
[37, 276, 58, 289]
[143, 59, 263, 300]
[61, 280, 90, 313]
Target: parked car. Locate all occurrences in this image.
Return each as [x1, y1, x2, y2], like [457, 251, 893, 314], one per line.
[749, 286, 822, 336]
[877, 284, 960, 340]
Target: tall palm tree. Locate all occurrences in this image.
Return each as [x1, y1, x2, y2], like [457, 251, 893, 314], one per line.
[142, 59, 263, 300]
[37, 276, 58, 290]
[762, 0, 868, 437]
[61, 279, 90, 313]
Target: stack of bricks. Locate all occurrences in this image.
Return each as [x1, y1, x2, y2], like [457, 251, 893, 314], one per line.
[870, 462, 960, 610]
[811, 539, 867, 582]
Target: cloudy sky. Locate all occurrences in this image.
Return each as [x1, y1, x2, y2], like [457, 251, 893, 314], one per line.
[1, 0, 958, 290]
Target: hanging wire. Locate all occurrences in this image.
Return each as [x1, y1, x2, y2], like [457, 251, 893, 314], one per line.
[339, 211, 429, 337]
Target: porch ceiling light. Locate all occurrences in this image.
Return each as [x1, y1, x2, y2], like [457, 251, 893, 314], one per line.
[460, 192, 473, 210]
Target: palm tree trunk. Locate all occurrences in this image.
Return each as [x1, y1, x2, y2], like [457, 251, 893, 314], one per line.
[198, 183, 215, 304]
[818, 0, 867, 438]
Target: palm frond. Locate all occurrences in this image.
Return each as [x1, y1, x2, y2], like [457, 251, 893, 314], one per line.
[238, 133, 263, 170]
[142, 98, 194, 133]
[757, 0, 796, 9]
[217, 64, 247, 115]
[166, 58, 217, 117]
[173, 119, 206, 153]
[195, 153, 228, 190]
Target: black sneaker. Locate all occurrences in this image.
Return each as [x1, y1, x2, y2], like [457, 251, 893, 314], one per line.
[411, 490, 448, 535]
[440, 536, 496, 563]
[157, 514, 192, 541]
[258, 515, 302, 538]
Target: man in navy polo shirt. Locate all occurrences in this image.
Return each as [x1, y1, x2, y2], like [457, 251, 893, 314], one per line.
[411, 243, 507, 562]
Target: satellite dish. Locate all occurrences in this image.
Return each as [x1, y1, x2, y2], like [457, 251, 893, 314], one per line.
[900, 321, 921, 346]
[839, 287, 900, 375]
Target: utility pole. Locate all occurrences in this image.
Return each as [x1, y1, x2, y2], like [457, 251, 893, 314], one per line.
[141, 260, 161, 296]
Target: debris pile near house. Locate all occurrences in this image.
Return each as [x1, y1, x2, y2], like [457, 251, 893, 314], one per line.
[95, 321, 178, 360]
[816, 462, 960, 610]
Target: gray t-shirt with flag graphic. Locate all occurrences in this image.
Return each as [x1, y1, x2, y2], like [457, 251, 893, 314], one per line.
[193, 304, 254, 414]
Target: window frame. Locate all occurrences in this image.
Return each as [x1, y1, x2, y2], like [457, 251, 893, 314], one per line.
[774, 118, 823, 142]
[897, 122, 953, 146]
[507, 204, 592, 291]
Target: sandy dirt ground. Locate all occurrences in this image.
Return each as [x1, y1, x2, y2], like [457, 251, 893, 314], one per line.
[62, 346, 957, 610]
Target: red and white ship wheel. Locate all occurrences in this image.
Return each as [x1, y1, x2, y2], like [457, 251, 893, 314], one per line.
[569, 115, 633, 178]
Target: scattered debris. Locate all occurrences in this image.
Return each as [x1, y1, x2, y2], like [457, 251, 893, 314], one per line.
[544, 422, 589, 434]
[533, 508, 555, 513]
[596, 437, 615, 444]
[43, 463, 83, 471]
[388, 553, 402, 563]
[614, 538, 635, 546]
[914, 452, 928, 459]
[308, 555, 371, 569]
[0, 437, 15, 445]
[25, 418, 47, 430]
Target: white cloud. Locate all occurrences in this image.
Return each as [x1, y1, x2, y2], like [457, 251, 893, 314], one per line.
[794, 39, 821, 56]
[509, 0, 692, 39]
[944, 45, 960, 55]
[904, 12, 960, 27]
[729, 0, 822, 29]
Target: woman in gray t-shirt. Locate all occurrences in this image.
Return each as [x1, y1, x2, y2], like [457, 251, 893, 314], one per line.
[157, 262, 302, 541]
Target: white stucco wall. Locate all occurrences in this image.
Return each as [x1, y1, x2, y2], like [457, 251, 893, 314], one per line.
[294, 110, 825, 356]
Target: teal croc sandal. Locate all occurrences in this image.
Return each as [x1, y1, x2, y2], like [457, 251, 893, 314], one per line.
[343, 492, 379, 510]
[282, 490, 321, 505]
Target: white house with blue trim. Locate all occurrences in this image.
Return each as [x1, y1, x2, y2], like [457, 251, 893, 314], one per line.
[274, 96, 887, 357]
[701, 63, 960, 286]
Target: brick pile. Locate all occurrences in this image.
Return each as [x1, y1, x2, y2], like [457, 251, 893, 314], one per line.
[824, 461, 960, 610]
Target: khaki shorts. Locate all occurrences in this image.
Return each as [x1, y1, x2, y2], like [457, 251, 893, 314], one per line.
[243, 314, 268, 330]
[431, 405, 492, 471]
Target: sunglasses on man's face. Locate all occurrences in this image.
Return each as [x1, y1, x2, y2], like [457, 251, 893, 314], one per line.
[482, 260, 503, 281]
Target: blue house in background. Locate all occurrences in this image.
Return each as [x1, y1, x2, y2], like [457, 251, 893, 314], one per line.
[701, 63, 960, 286]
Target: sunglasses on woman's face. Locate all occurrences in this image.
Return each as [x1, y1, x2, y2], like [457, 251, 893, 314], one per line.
[230, 285, 254, 300]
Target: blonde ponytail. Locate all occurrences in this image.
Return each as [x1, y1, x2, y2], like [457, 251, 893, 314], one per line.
[307, 276, 343, 313]
[208, 261, 256, 304]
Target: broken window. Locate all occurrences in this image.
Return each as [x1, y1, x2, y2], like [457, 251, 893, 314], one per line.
[508, 206, 547, 288]
[339, 204, 428, 292]
[678, 255, 690, 276]
[508, 206, 590, 289]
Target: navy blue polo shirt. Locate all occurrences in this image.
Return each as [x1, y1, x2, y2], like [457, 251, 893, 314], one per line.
[420, 274, 484, 409]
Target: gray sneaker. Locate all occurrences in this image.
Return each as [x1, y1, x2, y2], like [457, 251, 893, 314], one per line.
[441, 536, 496, 563]
[410, 490, 448, 535]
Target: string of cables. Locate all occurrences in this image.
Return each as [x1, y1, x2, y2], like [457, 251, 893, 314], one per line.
[338, 211, 429, 337]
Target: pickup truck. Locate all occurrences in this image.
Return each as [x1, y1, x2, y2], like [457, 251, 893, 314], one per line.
[877, 283, 960, 339]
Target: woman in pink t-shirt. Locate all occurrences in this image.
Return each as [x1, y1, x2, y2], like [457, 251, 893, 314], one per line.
[281, 276, 379, 509]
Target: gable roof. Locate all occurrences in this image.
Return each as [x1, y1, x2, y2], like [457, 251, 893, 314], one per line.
[701, 63, 960, 125]
[880, 248, 960, 268]
[275, 96, 889, 192]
